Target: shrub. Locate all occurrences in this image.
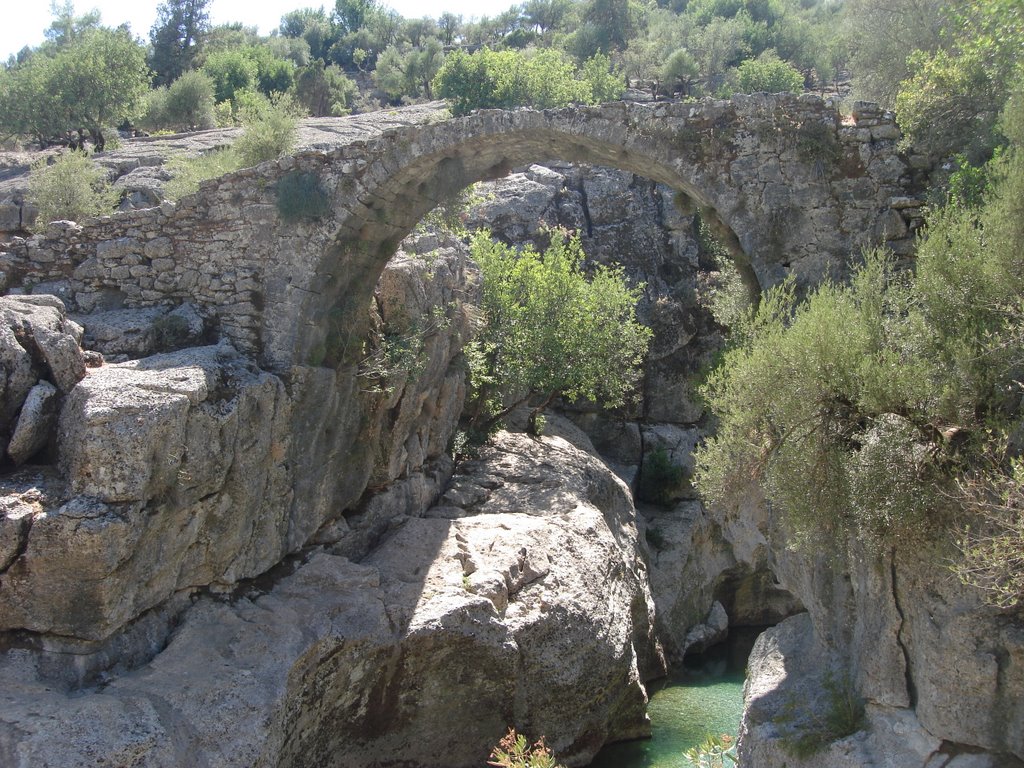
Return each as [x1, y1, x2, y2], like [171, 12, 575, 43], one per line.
[28, 152, 118, 231]
[433, 47, 617, 116]
[164, 70, 217, 131]
[232, 94, 302, 168]
[276, 171, 331, 222]
[163, 148, 240, 201]
[488, 729, 564, 768]
[464, 230, 651, 435]
[736, 50, 803, 94]
[955, 457, 1024, 609]
[152, 313, 191, 350]
[357, 327, 426, 395]
[201, 49, 258, 104]
[694, 89, 1024, 603]
[894, 1, 1022, 161]
[637, 447, 687, 507]
[683, 733, 738, 767]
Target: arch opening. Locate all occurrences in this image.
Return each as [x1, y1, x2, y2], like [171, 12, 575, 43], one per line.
[297, 120, 759, 373]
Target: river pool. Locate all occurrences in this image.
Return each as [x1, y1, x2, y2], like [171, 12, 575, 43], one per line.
[589, 628, 762, 768]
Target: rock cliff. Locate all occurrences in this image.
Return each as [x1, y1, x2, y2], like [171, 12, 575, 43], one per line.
[0, 202, 664, 766]
[0, 429, 660, 768]
[724, 483, 1024, 767]
[0, 236, 474, 675]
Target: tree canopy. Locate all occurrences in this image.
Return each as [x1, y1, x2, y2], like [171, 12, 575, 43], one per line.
[433, 47, 620, 115]
[0, 26, 149, 149]
[149, 0, 211, 85]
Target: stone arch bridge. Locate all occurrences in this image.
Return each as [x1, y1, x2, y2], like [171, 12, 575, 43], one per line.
[3, 93, 921, 373]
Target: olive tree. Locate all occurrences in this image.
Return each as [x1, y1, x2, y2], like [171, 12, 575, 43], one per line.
[1, 28, 150, 150]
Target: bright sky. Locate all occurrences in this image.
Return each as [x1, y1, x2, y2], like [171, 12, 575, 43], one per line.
[2, 0, 515, 60]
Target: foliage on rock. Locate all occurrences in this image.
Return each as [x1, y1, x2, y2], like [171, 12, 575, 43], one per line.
[773, 669, 867, 757]
[433, 47, 621, 116]
[894, 0, 1023, 160]
[232, 94, 302, 167]
[637, 447, 687, 507]
[277, 171, 332, 222]
[488, 729, 565, 768]
[463, 230, 651, 436]
[735, 50, 803, 94]
[695, 90, 1024, 605]
[163, 147, 241, 200]
[683, 733, 738, 768]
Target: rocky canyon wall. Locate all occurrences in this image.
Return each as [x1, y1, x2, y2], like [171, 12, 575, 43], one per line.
[0, 99, 1019, 768]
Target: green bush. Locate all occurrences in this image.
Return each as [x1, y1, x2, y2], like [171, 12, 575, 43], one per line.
[694, 90, 1024, 604]
[232, 94, 302, 168]
[276, 171, 331, 222]
[357, 327, 426, 395]
[637, 447, 687, 507]
[736, 50, 803, 94]
[201, 49, 258, 104]
[955, 458, 1024, 609]
[894, 1, 1022, 160]
[464, 230, 651, 435]
[683, 733, 737, 767]
[164, 70, 217, 131]
[163, 148, 241, 201]
[28, 152, 118, 231]
[433, 47, 620, 116]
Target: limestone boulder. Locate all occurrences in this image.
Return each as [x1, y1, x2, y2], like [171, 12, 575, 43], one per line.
[0, 295, 85, 394]
[0, 430, 664, 768]
[738, 613, 957, 768]
[75, 302, 206, 359]
[640, 500, 746, 663]
[6, 380, 58, 464]
[364, 239, 477, 488]
[0, 295, 86, 459]
[465, 164, 570, 241]
[713, 479, 1024, 764]
[0, 344, 293, 641]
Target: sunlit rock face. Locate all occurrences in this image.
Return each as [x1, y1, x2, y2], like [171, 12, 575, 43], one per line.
[0, 430, 662, 768]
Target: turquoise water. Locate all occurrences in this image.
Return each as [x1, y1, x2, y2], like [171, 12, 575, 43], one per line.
[589, 631, 759, 768]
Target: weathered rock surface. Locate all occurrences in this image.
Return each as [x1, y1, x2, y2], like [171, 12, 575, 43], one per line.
[6, 380, 58, 464]
[0, 430, 662, 768]
[718, 481, 1024, 765]
[0, 240, 475, 654]
[0, 295, 85, 462]
[738, 613, 1017, 768]
[0, 104, 452, 231]
[74, 302, 205, 358]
